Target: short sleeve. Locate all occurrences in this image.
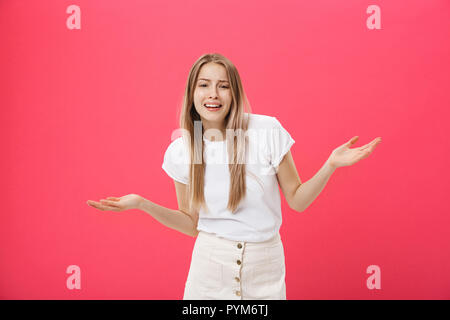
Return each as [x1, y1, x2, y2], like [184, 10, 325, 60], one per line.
[267, 117, 295, 169]
[161, 138, 189, 184]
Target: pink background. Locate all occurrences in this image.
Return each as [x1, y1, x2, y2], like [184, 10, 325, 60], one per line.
[1, 0, 449, 299]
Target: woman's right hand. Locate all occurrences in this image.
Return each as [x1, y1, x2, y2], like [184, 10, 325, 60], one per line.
[86, 194, 143, 212]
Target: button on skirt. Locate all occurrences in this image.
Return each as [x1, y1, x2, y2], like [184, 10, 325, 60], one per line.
[183, 230, 286, 300]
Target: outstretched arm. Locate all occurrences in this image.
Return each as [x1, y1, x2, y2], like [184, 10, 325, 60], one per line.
[138, 197, 199, 237]
[139, 179, 199, 237]
[87, 180, 199, 237]
[276, 136, 382, 213]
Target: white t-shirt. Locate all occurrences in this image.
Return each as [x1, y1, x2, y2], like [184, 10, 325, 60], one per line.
[161, 113, 295, 242]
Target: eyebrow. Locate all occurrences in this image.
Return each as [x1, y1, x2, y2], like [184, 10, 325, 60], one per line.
[198, 78, 229, 83]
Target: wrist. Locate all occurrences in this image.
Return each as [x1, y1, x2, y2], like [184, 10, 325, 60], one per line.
[137, 196, 146, 210]
[325, 158, 337, 171]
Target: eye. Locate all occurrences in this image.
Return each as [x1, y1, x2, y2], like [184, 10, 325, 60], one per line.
[198, 84, 229, 89]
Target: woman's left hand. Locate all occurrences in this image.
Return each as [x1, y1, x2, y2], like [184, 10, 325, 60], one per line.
[327, 136, 382, 169]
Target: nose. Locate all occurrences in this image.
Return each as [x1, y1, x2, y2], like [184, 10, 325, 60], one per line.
[208, 86, 219, 98]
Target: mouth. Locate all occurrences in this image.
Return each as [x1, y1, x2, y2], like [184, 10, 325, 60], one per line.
[204, 103, 223, 111]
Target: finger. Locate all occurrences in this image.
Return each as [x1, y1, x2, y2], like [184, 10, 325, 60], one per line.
[366, 138, 382, 151]
[107, 197, 120, 201]
[347, 136, 359, 146]
[358, 142, 373, 151]
[87, 201, 118, 211]
[100, 199, 121, 208]
[358, 138, 380, 151]
[369, 137, 382, 146]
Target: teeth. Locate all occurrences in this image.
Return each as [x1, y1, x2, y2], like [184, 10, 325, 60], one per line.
[205, 104, 222, 108]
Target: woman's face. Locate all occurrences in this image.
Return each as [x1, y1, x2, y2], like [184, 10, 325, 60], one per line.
[193, 62, 232, 131]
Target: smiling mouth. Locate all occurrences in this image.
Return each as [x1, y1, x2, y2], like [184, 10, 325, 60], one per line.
[204, 103, 223, 111]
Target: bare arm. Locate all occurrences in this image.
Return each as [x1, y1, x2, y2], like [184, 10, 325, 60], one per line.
[139, 180, 199, 237]
[276, 150, 335, 213]
[87, 180, 199, 237]
[138, 197, 198, 237]
[276, 136, 381, 212]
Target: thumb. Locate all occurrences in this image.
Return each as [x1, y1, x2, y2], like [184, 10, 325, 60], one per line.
[347, 136, 359, 146]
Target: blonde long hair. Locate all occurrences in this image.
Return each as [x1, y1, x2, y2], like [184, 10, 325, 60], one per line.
[179, 53, 252, 214]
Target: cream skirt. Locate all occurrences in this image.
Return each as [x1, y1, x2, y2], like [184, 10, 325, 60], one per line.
[183, 230, 286, 300]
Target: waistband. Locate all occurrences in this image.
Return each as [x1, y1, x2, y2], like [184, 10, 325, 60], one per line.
[197, 230, 281, 248]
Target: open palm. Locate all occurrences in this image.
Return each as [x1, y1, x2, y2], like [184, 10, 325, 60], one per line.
[328, 136, 382, 169]
[86, 194, 142, 212]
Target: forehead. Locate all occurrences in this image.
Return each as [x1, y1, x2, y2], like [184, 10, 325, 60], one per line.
[198, 63, 229, 81]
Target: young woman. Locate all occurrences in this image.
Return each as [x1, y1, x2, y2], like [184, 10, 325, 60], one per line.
[87, 53, 381, 300]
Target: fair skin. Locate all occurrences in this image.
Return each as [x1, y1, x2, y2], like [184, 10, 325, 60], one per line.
[276, 136, 381, 212]
[86, 63, 381, 234]
[193, 62, 232, 141]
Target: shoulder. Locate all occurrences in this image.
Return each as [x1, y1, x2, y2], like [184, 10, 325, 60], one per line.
[247, 113, 280, 130]
[162, 137, 190, 184]
[165, 136, 182, 152]
[168, 136, 184, 148]
[164, 136, 189, 159]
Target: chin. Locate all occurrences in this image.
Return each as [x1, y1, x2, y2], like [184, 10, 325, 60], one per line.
[201, 108, 227, 116]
